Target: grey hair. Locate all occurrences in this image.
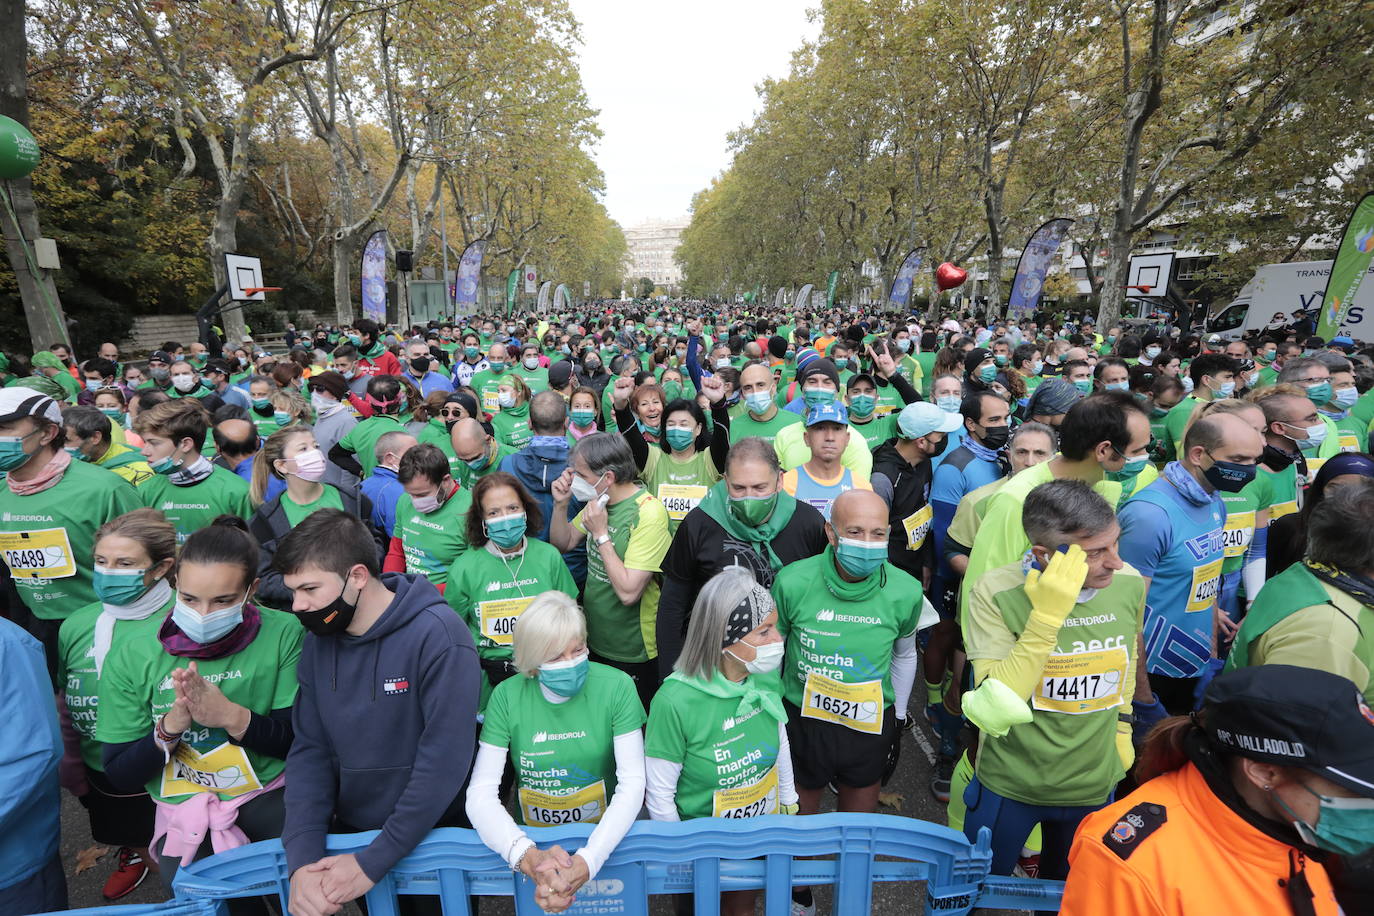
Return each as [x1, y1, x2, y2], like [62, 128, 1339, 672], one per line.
[1021, 479, 1116, 547]
[724, 436, 781, 475]
[512, 591, 587, 676]
[1011, 421, 1057, 451]
[675, 568, 774, 681]
[374, 429, 414, 464]
[62, 404, 113, 443]
[1308, 479, 1374, 572]
[571, 431, 638, 485]
[1312, 352, 1353, 374]
[1277, 357, 1325, 385]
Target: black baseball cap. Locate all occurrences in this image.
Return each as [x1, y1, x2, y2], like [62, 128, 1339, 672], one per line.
[1204, 665, 1374, 797]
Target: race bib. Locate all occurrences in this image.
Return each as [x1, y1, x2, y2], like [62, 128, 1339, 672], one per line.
[1186, 558, 1224, 613]
[482, 390, 500, 412]
[1034, 646, 1129, 715]
[160, 741, 262, 798]
[479, 596, 534, 646]
[902, 505, 933, 551]
[1269, 499, 1298, 521]
[1220, 510, 1255, 559]
[519, 780, 607, 826]
[657, 483, 708, 522]
[0, 528, 76, 580]
[712, 766, 778, 819]
[1339, 433, 1361, 453]
[874, 404, 898, 416]
[1305, 458, 1327, 486]
[801, 671, 884, 734]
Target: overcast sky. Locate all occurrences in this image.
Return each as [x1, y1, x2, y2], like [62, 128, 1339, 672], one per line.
[570, 0, 820, 229]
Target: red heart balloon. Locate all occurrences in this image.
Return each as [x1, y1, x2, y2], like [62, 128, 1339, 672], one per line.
[935, 262, 968, 292]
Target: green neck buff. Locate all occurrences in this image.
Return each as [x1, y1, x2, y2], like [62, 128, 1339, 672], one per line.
[697, 480, 797, 572]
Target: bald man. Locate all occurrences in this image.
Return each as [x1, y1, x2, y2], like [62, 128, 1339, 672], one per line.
[449, 418, 515, 490]
[771, 489, 928, 820]
[1118, 412, 1264, 713]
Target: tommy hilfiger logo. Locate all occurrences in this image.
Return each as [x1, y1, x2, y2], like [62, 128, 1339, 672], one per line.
[383, 677, 410, 695]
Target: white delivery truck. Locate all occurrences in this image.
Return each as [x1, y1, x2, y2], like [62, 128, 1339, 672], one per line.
[1208, 259, 1374, 341]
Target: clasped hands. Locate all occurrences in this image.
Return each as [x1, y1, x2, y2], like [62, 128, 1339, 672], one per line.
[521, 845, 591, 914]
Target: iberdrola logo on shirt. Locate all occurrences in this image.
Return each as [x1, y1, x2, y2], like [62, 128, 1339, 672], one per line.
[816, 609, 835, 622]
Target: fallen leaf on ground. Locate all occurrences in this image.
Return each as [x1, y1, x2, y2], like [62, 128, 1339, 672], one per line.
[75, 845, 109, 875]
[878, 791, 905, 810]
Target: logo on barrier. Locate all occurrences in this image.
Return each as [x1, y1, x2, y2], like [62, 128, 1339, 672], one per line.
[931, 893, 973, 910]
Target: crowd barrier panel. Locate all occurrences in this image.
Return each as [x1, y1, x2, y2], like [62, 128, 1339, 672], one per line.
[55, 813, 1065, 916]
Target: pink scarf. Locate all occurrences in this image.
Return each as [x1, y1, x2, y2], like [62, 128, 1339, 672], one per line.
[8, 449, 71, 496]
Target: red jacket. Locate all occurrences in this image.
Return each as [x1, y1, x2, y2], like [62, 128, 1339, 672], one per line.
[357, 347, 402, 378]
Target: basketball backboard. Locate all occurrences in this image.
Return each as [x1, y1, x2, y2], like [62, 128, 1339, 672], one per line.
[1126, 253, 1175, 297]
[226, 253, 265, 302]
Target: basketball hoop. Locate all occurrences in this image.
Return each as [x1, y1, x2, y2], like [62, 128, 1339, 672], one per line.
[1124, 285, 1153, 293]
[240, 287, 282, 296]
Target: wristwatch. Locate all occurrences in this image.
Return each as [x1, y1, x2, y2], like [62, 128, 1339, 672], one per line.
[594, 533, 612, 548]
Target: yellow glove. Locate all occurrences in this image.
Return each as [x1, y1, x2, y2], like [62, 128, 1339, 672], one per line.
[1024, 544, 1089, 630]
[1116, 719, 1136, 772]
[779, 802, 799, 815]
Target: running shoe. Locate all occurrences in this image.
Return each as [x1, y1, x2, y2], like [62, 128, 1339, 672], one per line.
[102, 846, 149, 901]
[930, 755, 955, 803]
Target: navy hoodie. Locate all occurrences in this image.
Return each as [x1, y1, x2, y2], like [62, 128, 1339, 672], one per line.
[500, 439, 588, 585]
[282, 573, 479, 880]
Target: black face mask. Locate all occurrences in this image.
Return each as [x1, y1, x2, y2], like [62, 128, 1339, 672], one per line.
[980, 425, 1010, 450]
[298, 578, 360, 636]
[410, 357, 431, 374]
[1261, 443, 1298, 471]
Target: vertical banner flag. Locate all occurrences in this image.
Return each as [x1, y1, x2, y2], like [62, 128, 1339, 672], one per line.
[553, 283, 571, 311]
[523, 264, 537, 294]
[1318, 192, 1374, 339]
[793, 284, 815, 311]
[583, 280, 591, 298]
[826, 270, 840, 307]
[505, 269, 519, 314]
[360, 230, 388, 323]
[455, 240, 487, 310]
[888, 248, 925, 308]
[1007, 218, 1075, 319]
[773, 287, 788, 311]
[536, 281, 552, 312]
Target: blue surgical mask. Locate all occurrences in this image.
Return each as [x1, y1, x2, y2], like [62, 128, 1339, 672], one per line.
[1305, 381, 1332, 405]
[1104, 381, 1129, 392]
[64, 445, 88, 462]
[1334, 387, 1360, 408]
[484, 512, 527, 549]
[979, 365, 998, 384]
[538, 651, 589, 698]
[833, 357, 849, 370]
[1145, 346, 1162, 359]
[1277, 782, 1374, 858]
[834, 537, 887, 579]
[896, 338, 911, 353]
[172, 596, 245, 644]
[1288, 421, 1328, 451]
[149, 452, 182, 475]
[488, 361, 507, 373]
[1211, 380, 1236, 398]
[848, 394, 876, 418]
[93, 566, 153, 606]
[1105, 453, 1149, 483]
[1073, 379, 1093, 395]
[86, 378, 105, 392]
[803, 387, 836, 408]
[273, 410, 292, 426]
[1030, 360, 1043, 376]
[99, 407, 127, 426]
[936, 394, 961, 413]
[745, 391, 774, 415]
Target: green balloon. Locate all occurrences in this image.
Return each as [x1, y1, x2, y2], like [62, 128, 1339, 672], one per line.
[0, 115, 40, 179]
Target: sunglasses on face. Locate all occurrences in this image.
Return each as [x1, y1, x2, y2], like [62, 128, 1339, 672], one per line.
[439, 408, 466, 418]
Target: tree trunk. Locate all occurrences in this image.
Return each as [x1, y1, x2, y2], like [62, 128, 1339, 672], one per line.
[332, 233, 354, 325]
[207, 190, 248, 344]
[0, 0, 69, 351]
[1097, 222, 1133, 329]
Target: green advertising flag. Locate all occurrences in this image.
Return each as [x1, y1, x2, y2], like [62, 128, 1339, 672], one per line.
[1318, 192, 1374, 339]
[826, 269, 840, 307]
[505, 268, 519, 315]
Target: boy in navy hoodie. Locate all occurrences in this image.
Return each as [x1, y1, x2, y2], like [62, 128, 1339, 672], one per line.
[275, 509, 479, 915]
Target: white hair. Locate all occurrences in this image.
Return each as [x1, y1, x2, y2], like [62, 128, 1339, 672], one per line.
[512, 591, 587, 676]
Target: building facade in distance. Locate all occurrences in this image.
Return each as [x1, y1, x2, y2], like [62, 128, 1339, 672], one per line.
[624, 217, 689, 293]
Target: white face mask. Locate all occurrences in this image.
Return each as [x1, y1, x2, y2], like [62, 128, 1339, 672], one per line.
[523, 356, 540, 370]
[570, 472, 605, 504]
[727, 639, 784, 674]
[171, 374, 197, 392]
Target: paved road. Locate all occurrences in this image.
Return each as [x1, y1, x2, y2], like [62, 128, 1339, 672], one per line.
[58, 717, 989, 914]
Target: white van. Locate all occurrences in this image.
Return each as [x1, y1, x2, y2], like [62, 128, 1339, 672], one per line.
[1208, 260, 1374, 341]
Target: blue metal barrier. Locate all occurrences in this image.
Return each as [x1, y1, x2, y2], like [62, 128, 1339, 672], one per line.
[52, 814, 1065, 916]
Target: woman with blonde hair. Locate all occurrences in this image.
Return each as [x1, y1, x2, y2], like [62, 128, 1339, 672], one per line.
[248, 426, 381, 609]
[466, 591, 646, 914]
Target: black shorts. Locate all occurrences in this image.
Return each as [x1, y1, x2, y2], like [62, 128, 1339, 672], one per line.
[784, 700, 896, 791]
[79, 765, 155, 848]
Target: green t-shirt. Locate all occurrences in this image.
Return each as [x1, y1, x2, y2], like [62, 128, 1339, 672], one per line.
[491, 402, 533, 449]
[446, 539, 578, 664]
[281, 484, 345, 527]
[513, 365, 550, 393]
[643, 447, 721, 534]
[643, 673, 784, 820]
[417, 419, 460, 477]
[50, 370, 81, 402]
[95, 607, 302, 804]
[1353, 387, 1374, 428]
[470, 368, 514, 415]
[772, 549, 921, 711]
[1332, 412, 1370, 454]
[250, 409, 280, 439]
[573, 491, 671, 663]
[59, 595, 172, 769]
[394, 487, 473, 589]
[915, 353, 937, 396]
[338, 415, 406, 478]
[1219, 475, 1269, 577]
[965, 563, 1144, 806]
[849, 414, 897, 453]
[1161, 395, 1205, 464]
[481, 663, 644, 827]
[140, 467, 254, 544]
[727, 405, 803, 444]
[0, 459, 142, 619]
[1252, 463, 1300, 524]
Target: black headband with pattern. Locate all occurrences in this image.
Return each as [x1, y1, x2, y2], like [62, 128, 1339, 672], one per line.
[722, 581, 773, 647]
